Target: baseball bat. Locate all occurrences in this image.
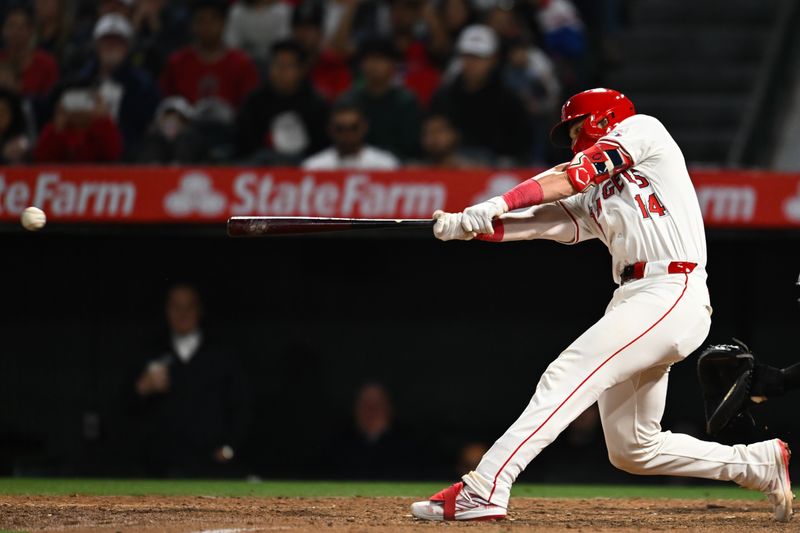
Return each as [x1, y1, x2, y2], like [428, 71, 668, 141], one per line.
[227, 216, 435, 237]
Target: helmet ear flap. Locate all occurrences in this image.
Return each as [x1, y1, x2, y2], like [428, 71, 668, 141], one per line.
[549, 114, 589, 149]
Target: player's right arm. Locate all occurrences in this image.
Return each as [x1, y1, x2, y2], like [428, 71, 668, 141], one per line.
[454, 115, 669, 238]
[458, 165, 577, 236]
[433, 199, 593, 244]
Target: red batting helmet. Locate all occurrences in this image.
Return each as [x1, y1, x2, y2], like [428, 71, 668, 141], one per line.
[550, 88, 636, 154]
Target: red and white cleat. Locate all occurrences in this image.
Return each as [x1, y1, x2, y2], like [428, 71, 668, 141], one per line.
[765, 439, 794, 522]
[410, 482, 506, 521]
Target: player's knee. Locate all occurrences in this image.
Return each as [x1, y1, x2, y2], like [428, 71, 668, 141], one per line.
[606, 434, 661, 474]
[607, 448, 646, 473]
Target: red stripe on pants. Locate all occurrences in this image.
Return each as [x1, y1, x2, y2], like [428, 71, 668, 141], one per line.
[488, 274, 691, 501]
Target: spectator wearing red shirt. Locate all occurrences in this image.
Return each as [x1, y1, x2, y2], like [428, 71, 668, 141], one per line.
[34, 87, 123, 162]
[159, 0, 259, 112]
[291, 0, 352, 102]
[346, 0, 445, 106]
[0, 5, 59, 100]
[34, 0, 80, 68]
[384, 0, 446, 106]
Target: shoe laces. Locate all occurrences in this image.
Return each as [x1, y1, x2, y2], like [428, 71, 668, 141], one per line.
[456, 485, 492, 510]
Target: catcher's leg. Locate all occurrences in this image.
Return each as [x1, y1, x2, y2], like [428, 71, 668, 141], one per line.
[599, 365, 793, 521]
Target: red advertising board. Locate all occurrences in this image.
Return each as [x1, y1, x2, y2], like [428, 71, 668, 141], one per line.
[0, 166, 799, 228]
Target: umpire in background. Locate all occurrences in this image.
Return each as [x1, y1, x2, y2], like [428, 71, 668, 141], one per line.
[129, 283, 249, 477]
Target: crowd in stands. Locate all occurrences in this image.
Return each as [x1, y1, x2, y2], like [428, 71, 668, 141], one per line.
[0, 0, 617, 168]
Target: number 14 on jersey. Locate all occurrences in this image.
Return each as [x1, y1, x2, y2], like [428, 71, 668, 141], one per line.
[634, 193, 668, 219]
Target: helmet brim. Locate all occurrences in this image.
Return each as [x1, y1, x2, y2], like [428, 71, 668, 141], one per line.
[549, 114, 588, 148]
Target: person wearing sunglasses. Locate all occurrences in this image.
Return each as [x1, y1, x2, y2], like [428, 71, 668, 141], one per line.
[302, 100, 399, 170]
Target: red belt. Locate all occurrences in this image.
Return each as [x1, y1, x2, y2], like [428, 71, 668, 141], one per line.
[620, 261, 697, 284]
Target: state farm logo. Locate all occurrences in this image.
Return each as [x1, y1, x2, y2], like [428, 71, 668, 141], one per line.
[164, 172, 226, 217]
[0, 173, 135, 216]
[696, 185, 755, 222]
[783, 185, 800, 223]
[231, 173, 445, 217]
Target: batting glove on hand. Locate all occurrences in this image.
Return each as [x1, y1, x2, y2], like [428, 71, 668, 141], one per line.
[461, 196, 508, 234]
[433, 210, 475, 241]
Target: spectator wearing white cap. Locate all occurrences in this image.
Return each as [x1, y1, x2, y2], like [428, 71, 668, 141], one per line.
[70, 13, 160, 157]
[429, 24, 532, 165]
[138, 96, 209, 164]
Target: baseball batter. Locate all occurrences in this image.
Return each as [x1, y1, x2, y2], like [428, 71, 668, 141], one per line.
[411, 88, 793, 522]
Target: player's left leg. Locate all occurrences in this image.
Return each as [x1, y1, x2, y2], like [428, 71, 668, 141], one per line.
[599, 364, 793, 521]
[411, 273, 711, 521]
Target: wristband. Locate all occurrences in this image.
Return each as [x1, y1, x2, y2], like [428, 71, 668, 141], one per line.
[501, 178, 544, 211]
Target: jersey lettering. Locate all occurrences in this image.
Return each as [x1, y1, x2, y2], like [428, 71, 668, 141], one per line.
[634, 193, 668, 219]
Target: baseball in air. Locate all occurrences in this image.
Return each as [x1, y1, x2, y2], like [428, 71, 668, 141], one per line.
[21, 206, 47, 231]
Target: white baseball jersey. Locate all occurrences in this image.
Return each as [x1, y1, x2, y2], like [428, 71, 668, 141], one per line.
[559, 114, 707, 284]
[458, 116, 784, 511]
[418, 113, 787, 516]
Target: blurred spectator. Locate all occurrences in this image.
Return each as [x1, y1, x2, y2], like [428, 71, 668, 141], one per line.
[235, 39, 328, 164]
[0, 63, 37, 136]
[455, 442, 488, 476]
[534, 0, 587, 92]
[0, 87, 32, 163]
[130, 284, 248, 477]
[33, 0, 79, 66]
[503, 38, 560, 163]
[438, 0, 476, 45]
[536, 0, 587, 60]
[291, 0, 351, 101]
[302, 101, 398, 170]
[159, 0, 259, 112]
[340, 38, 421, 160]
[503, 37, 560, 114]
[327, 382, 418, 479]
[485, 3, 523, 46]
[430, 25, 532, 165]
[417, 113, 480, 168]
[0, 5, 59, 99]
[382, 0, 445, 105]
[0, 62, 18, 91]
[224, 0, 292, 62]
[338, 0, 443, 105]
[99, 0, 135, 18]
[137, 96, 208, 164]
[384, 0, 449, 60]
[72, 14, 160, 157]
[130, 0, 191, 81]
[34, 86, 123, 162]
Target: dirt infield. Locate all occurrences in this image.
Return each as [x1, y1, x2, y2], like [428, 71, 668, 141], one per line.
[0, 494, 790, 532]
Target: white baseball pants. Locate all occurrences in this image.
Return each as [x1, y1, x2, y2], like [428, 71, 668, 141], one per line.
[464, 270, 781, 508]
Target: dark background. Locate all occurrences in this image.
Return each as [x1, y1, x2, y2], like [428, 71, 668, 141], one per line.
[2, 226, 799, 482]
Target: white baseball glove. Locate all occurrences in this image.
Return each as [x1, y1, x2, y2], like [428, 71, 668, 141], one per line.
[461, 196, 508, 234]
[433, 210, 476, 241]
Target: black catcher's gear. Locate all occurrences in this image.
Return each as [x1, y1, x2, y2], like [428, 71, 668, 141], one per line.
[697, 340, 755, 435]
[697, 339, 789, 435]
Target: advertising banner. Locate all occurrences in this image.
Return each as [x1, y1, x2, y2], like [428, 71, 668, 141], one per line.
[1, 167, 799, 228]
